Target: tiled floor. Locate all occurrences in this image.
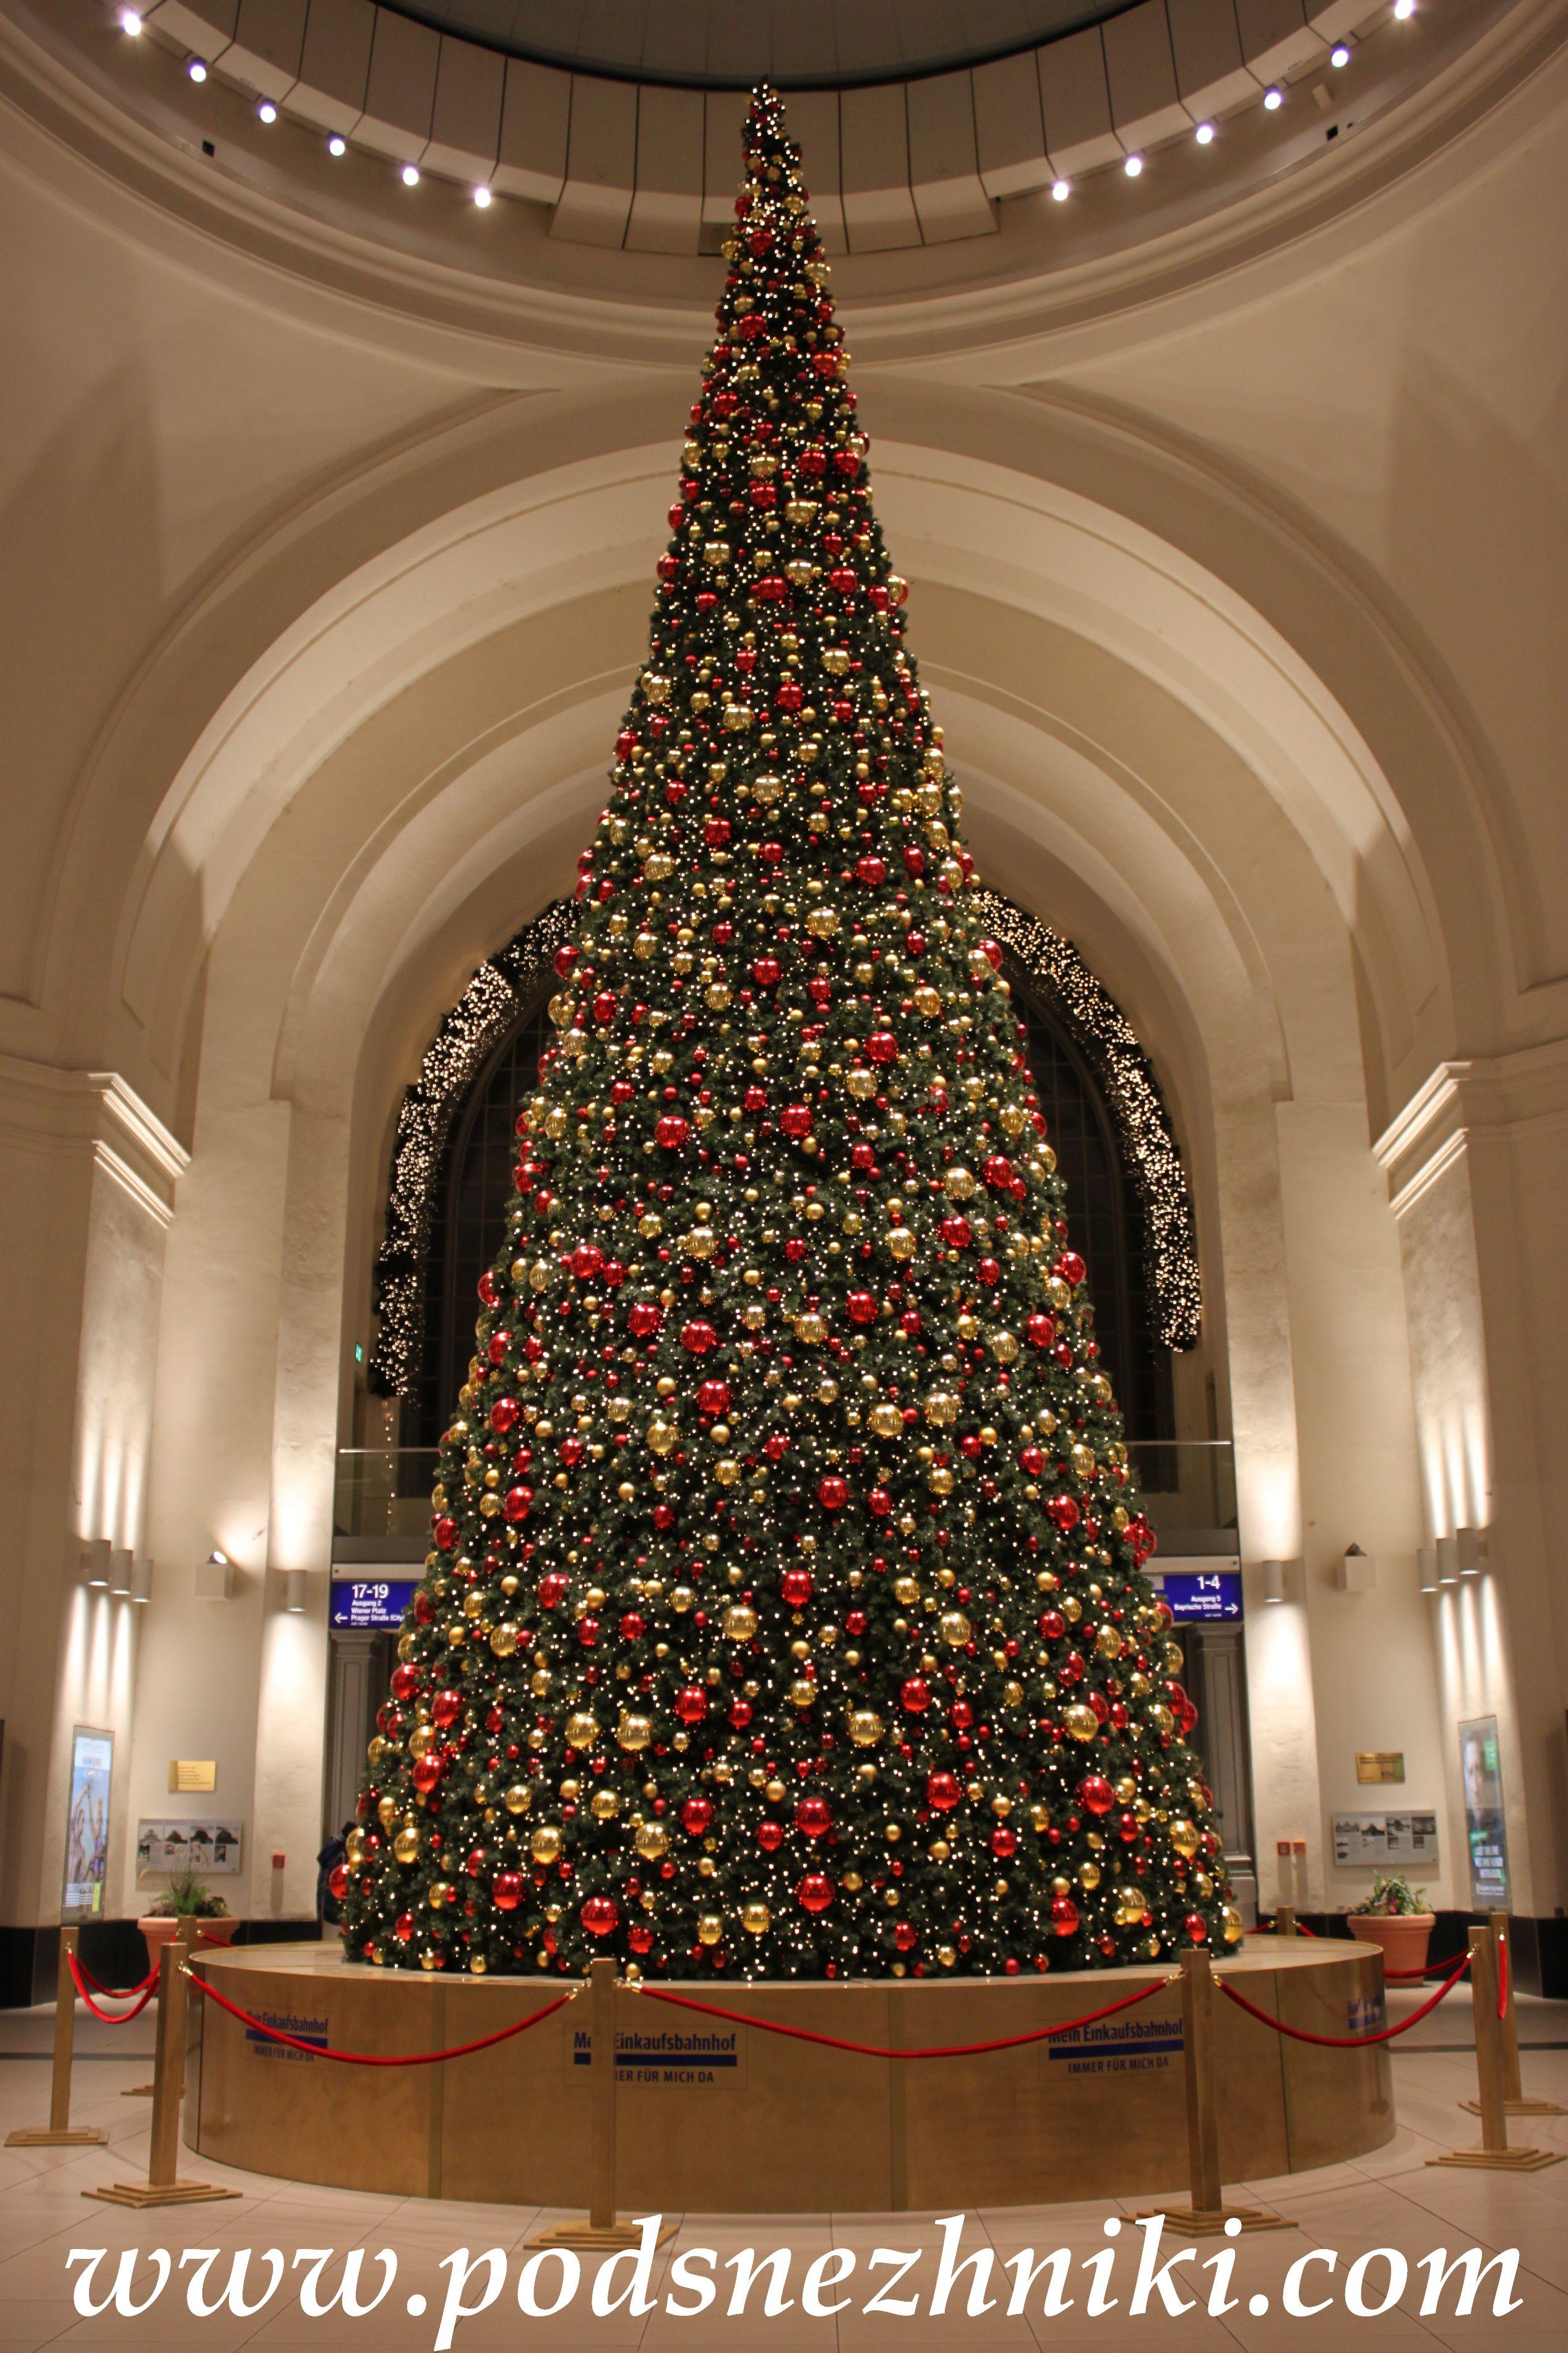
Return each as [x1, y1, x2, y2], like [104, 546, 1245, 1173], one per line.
[1, 1983, 1562, 2349]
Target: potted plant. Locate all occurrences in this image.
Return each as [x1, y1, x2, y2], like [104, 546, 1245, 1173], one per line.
[1347, 1873, 1435, 1975]
[138, 1868, 238, 1967]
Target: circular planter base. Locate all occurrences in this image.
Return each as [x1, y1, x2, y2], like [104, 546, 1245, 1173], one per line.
[189, 1940, 1394, 2212]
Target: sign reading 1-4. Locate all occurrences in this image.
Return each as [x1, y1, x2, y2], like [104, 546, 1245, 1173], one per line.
[1152, 1569, 1243, 1623]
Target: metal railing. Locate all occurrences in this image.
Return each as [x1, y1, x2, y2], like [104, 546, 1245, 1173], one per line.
[333, 1438, 1235, 1543]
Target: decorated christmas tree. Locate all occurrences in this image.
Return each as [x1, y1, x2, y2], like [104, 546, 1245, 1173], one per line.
[340, 89, 1242, 1983]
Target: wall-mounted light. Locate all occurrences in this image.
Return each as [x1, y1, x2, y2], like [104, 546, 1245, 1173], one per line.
[283, 1570, 309, 1613]
[108, 1548, 135, 1597]
[131, 1556, 154, 1605]
[1417, 1546, 1439, 1593]
[79, 1538, 111, 1587]
[1261, 1559, 1286, 1604]
[1435, 1534, 1460, 1584]
[1335, 1543, 1376, 1592]
[1455, 1526, 1488, 1576]
[196, 1548, 237, 1600]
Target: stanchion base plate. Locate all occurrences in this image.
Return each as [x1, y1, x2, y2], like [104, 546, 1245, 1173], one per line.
[1461, 2097, 1567, 2118]
[84, 2180, 243, 2208]
[1428, 2148, 1564, 2171]
[1135, 2206, 1295, 2237]
[527, 2220, 678, 2253]
[6, 2127, 107, 2147]
[121, 2085, 154, 2098]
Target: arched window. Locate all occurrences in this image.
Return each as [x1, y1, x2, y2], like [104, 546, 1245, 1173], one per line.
[371, 898, 1198, 1451]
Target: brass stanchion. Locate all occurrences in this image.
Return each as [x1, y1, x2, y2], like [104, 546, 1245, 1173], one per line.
[83, 1935, 239, 2206]
[1139, 1950, 1292, 2235]
[529, 1962, 673, 2252]
[1431, 1925, 1562, 2170]
[6, 1928, 107, 2147]
[1275, 1905, 1296, 1940]
[1460, 1912, 1564, 2120]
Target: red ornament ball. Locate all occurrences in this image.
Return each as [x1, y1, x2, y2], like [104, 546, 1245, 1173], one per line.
[680, 1796, 715, 1835]
[817, 1475, 849, 1511]
[795, 1797, 834, 1840]
[681, 1319, 718, 1354]
[796, 1874, 834, 1915]
[926, 1771, 961, 1813]
[581, 1897, 620, 1940]
[673, 1685, 709, 1727]
[900, 1676, 932, 1714]
[491, 1872, 523, 1912]
[1077, 1774, 1116, 1816]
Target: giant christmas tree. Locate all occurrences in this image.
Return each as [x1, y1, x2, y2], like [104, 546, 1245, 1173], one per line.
[340, 89, 1242, 1984]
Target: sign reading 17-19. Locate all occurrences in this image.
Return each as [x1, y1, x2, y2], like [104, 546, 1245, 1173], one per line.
[329, 1579, 416, 1630]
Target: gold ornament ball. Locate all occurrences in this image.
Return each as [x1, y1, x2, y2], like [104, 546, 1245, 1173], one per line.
[634, 1822, 670, 1862]
[848, 1708, 884, 1748]
[617, 1712, 653, 1752]
[741, 1903, 772, 1938]
[590, 1789, 619, 1821]
[503, 1783, 532, 1815]
[564, 1711, 598, 1751]
[697, 1913, 724, 1947]
[1221, 1904, 1246, 1946]
[788, 1677, 817, 1708]
[489, 1623, 520, 1658]
[939, 1610, 972, 1648]
[1064, 1704, 1100, 1743]
[722, 1604, 758, 1641]
[530, 1825, 563, 1865]
[392, 1826, 420, 1865]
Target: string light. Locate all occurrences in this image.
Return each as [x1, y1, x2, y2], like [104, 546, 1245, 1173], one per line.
[971, 892, 1202, 1352]
[369, 903, 575, 1400]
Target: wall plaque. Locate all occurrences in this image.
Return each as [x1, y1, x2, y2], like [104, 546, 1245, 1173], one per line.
[1355, 1751, 1405, 1784]
[169, 1759, 217, 1794]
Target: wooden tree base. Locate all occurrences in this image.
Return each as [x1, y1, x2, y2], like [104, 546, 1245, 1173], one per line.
[6, 2126, 106, 2147]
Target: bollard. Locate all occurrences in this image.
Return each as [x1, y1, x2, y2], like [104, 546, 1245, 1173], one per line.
[83, 1936, 239, 2206]
[1139, 1949, 1292, 2235]
[1460, 1913, 1564, 2121]
[528, 1961, 674, 2253]
[1431, 1925, 1563, 2170]
[6, 1929, 108, 2147]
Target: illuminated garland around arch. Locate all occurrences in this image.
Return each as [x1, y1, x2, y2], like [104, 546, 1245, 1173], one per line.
[368, 891, 1199, 1400]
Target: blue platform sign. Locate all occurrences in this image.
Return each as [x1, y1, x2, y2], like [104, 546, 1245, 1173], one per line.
[1152, 1569, 1243, 1623]
[329, 1578, 416, 1630]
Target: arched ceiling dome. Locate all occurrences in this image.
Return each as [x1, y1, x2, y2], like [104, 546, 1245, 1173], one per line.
[383, 1, 1135, 89]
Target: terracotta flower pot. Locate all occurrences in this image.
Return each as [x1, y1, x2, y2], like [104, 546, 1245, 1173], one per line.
[1348, 1911, 1435, 1976]
[138, 1914, 239, 1970]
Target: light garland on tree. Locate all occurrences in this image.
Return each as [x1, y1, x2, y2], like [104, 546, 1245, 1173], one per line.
[972, 891, 1201, 1352]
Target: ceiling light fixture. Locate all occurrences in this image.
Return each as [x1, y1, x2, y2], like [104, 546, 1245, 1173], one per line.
[187, 57, 207, 82]
[1330, 43, 1351, 66]
[402, 163, 421, 186]
[119, 9, 143, 32]
[472, 184, 493, 207]
[1123, 153, 1143, 177]
[257, 100, 277, 124]
[1194, 122, 1214, 145]
[1263, 87, 1284, 110]
[1394, 0, 1415, 18]
[328, 134, 347, 156]
[1051, 178, 1070, 201]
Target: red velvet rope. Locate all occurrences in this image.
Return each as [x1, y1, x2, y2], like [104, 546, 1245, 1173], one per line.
[186, 1967, 575, 2065]
[634, 1974, 1170, 2060]
[1218, 1949, 1471, 2048]
[74, 1957, 159, 2000]
[67, 1951, 159, 2024]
